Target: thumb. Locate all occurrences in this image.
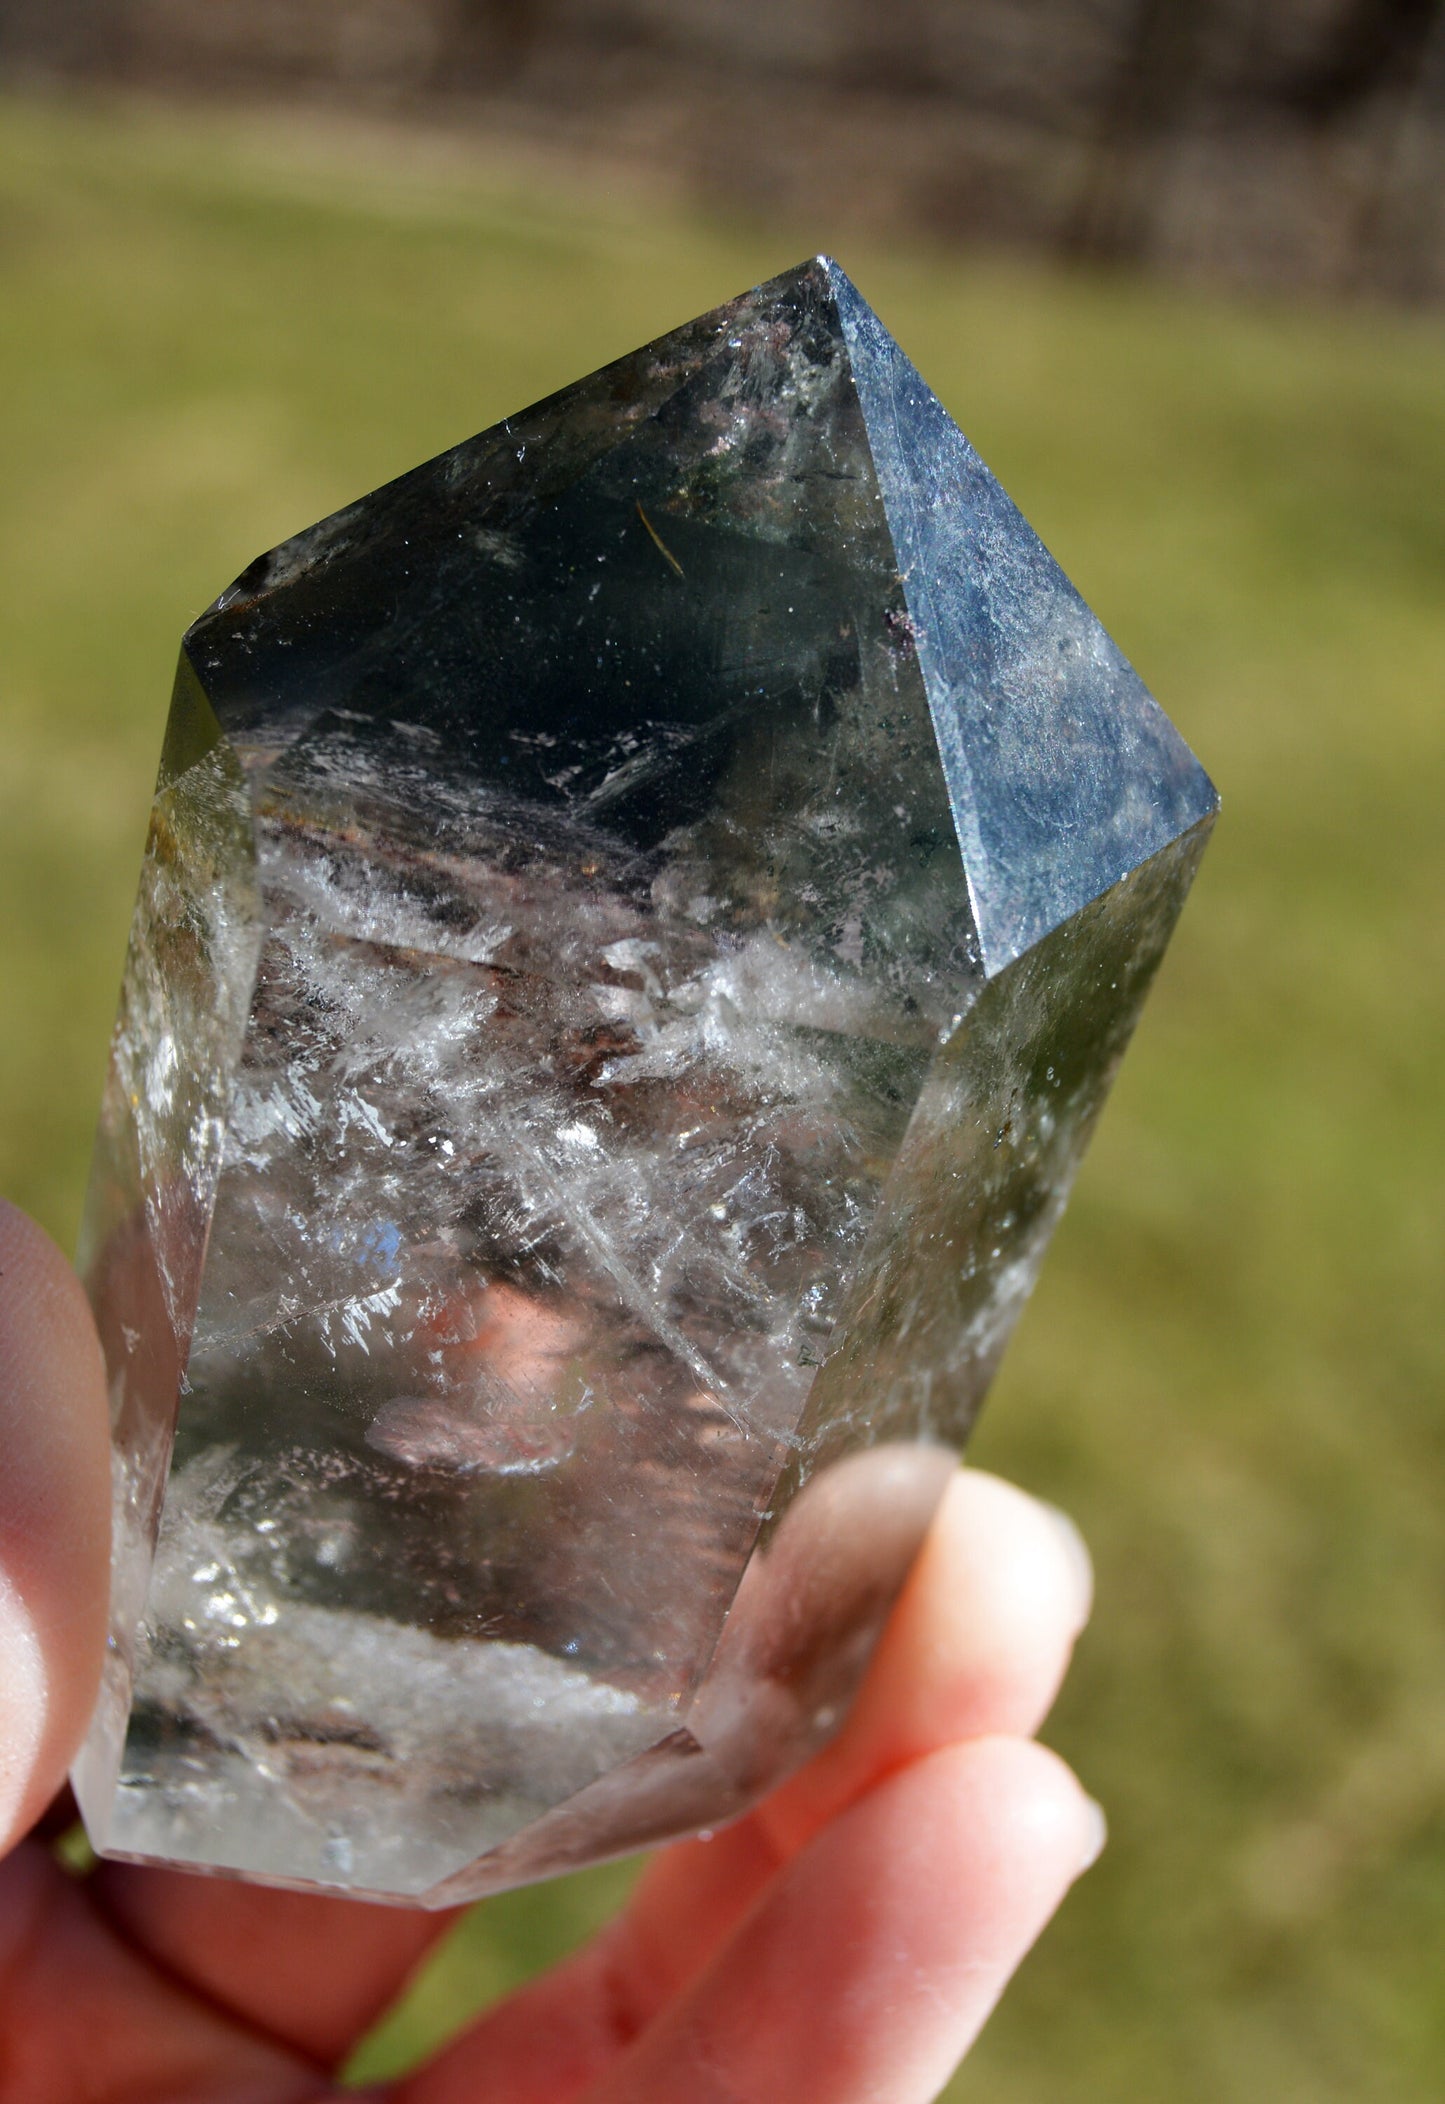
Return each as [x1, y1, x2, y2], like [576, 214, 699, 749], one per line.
[0, 1199, 110, 1853]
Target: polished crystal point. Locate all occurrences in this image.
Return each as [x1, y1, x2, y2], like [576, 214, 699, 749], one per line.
[74, 258, 1216, 1903]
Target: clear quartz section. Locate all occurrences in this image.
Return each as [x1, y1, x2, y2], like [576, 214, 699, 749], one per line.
[73, 667, 262, 1826]
[75, 258, 1216, 1902]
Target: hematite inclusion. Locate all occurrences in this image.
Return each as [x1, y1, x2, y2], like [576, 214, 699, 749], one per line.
[73, 258, 1216, 1903]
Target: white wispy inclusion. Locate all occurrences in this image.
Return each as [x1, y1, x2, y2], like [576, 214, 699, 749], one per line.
[75, 257, 1214, 1902]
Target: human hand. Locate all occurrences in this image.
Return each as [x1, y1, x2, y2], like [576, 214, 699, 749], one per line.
[0, 1196, 1101, 2101]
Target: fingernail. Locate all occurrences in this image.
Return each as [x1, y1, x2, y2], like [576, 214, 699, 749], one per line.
[1077, 1795, 1108, 1874]
[1040, 1500, 1094, 1628]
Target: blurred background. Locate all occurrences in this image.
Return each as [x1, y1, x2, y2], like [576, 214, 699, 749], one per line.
[0, 4, 1442, 2098]
[5, 0, 1445, 297]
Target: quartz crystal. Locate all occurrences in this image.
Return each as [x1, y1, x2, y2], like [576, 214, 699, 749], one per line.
[74, 258, 1217, 1903]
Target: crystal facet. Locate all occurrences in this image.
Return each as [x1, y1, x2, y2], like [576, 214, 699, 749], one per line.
[74, 258, 1217, 1903]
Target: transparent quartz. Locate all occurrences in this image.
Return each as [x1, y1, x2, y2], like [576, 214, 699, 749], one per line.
[74, 258, 1216, 1903]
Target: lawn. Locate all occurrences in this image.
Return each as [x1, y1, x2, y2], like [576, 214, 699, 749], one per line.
[1, 91, 1442, 2101]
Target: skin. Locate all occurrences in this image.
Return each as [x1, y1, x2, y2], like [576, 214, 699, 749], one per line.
[0, 1195, 1102, 2102]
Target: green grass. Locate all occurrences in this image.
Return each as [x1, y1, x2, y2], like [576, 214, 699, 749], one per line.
[2, 90, 1443, 2102]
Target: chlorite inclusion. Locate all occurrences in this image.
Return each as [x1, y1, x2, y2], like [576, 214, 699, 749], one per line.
[73, 257, 1217, 1904]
